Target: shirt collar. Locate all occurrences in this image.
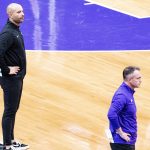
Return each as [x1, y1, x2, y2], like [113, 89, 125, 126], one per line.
[122, 82, 135, 95]
[7, 19, 20, 29]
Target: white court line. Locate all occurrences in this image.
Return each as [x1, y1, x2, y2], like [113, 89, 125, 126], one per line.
[84, 1, 94, 5]
[26, 50, 150, 53]
[84, 0, 149, 19]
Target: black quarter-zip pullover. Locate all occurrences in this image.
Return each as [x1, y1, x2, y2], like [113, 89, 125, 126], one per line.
[0, 20, 26, 78]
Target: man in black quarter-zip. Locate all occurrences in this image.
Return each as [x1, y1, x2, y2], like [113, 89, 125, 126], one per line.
[0, 3, 29, 150]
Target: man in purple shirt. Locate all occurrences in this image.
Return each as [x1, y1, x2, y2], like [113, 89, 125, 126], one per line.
[107, 66, 142, 150]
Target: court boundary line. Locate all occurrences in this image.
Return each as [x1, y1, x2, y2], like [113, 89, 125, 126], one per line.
[26, 50, 150, 53]
[84, 0, 150, 19]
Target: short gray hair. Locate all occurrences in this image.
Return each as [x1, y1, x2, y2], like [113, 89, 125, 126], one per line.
[123, 66, 140, 80]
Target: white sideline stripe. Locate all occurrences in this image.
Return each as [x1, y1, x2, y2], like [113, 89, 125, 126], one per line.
[26, 50, 150, 53]
[84, 2, 94, 5]
[84, 0, 150, 19]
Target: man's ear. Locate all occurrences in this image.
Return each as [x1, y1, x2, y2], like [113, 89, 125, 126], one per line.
[128, 77, 134, 82]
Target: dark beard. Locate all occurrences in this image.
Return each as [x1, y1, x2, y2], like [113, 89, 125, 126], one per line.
[13, 18, 24, 24]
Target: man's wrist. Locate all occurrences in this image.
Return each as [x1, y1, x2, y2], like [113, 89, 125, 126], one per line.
[116, 127, 123, 135]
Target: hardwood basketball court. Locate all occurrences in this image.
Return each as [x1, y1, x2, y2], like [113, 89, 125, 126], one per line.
[0, 0, 150, 150]
[0, 51, 150, 150]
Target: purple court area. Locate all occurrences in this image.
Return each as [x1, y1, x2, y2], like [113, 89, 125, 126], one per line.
[0, 0, 150, 51]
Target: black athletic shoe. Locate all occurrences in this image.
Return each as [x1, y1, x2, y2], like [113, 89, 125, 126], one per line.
[3, 145, 20, 150]
[0, 143, 3, 150]
[12, 142, 29, 150]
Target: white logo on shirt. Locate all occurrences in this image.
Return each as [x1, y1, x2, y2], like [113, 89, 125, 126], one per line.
[130, 99, 133, 102]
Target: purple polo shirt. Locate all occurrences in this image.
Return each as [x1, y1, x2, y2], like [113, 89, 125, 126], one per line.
[107, 82, 137, 145]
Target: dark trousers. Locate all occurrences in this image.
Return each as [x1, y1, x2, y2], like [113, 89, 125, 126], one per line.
[0, 77, 23, 145]
[110, 143, 135, 150]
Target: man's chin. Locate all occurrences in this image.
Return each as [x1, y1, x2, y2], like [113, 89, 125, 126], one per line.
[18, 18, 24, 23]
[16, 20, 24, 24]
[20, 19, 24, 23]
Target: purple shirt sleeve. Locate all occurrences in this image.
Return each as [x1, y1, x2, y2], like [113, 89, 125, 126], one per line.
[107, 93, 127, 130]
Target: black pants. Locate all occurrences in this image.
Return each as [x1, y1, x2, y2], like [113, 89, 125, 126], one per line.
[0, 77, 23, 145]
[110, 143, 135, 150]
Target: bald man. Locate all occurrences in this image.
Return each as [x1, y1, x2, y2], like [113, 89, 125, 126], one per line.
[0, 3, 29, 150]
